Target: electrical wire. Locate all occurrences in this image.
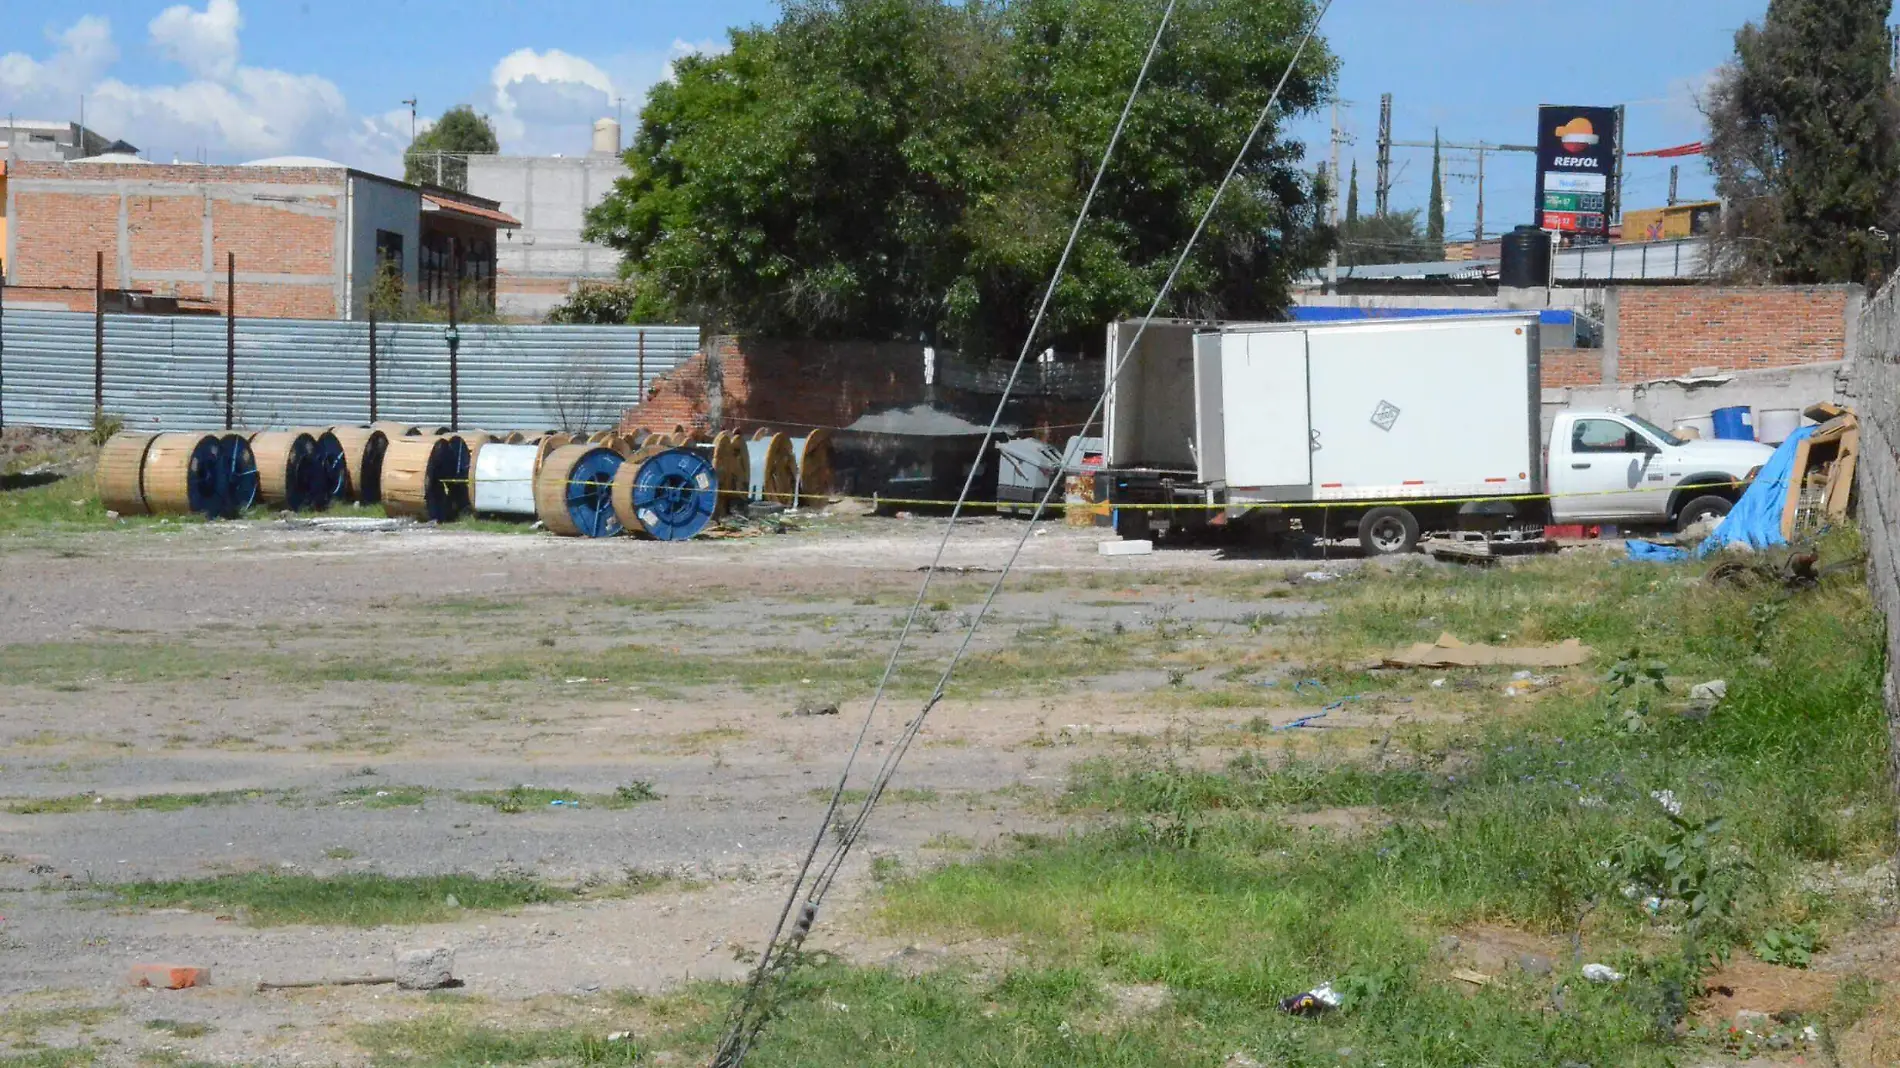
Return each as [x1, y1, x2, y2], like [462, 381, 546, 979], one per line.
[706, 4, 1182, 1063]
[802, 0, 1337, 914]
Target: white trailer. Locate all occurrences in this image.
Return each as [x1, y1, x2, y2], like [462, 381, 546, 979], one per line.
[1102, 315, 1545, 554]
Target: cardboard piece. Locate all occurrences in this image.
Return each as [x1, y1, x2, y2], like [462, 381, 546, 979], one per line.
[1383, 633, 1593, 669]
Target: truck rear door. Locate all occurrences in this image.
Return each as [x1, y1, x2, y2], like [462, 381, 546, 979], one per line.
[1202, 329, 1312, 489]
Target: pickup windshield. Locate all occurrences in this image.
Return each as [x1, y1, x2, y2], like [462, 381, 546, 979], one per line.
[1623, 414, 1685, 447]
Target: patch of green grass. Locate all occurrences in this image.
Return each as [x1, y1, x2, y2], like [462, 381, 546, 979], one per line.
[354, 1017, 646, 1067]
[807, 787, 940, 806]
[453, 782, 662, 813]
[0, 1051, 98, 1068]
[0, 642, 229, 686]
[336, 785, 431, 809]
[851, 532, 1893, 1066]
[0, 1005, 117, 1039]
[142, 1019, 213, 1039]
[112, 872, 573, 926]
[3, 789, 271, 815]
[323, 846, 359, 860]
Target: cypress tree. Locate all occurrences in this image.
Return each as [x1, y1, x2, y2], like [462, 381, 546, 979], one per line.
[1426, 130, 1445, 252]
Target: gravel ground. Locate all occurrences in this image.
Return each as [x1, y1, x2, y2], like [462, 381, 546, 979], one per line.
[0, 511, 1355, 1064]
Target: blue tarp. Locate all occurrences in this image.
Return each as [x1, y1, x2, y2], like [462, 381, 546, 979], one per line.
[1624, 424, 1816, 562]
[1290, 306, 1575, 326]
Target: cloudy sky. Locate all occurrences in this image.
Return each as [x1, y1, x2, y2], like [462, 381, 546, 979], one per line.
[2, 0, 1764, 236]
[0, 0, 772, 172]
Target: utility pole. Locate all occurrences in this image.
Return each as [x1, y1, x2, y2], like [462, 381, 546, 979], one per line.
[1375, 93, 1392, 217]
[1328, 99, 1341, 290]
[435, 151, 443, 187]
[1613, 103, 1628, 225]
[1474, 146, 1486, 244]
[1668, 165, 1679, 207]
[403, 98, 417, 144]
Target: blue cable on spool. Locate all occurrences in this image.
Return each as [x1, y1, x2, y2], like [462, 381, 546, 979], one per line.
[303, 431, 347, 510]
[180, 435, 224, 518]
[628, 447, 717, 541]
[562, 447, 624, 537]
[435, 436, 473, 522]
[214, 434, 256, 518]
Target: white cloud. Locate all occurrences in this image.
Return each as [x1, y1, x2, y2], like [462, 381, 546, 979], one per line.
[149, 0, 241, 80]
[0, 7, 723, 170]
[0, 15, 119, 98]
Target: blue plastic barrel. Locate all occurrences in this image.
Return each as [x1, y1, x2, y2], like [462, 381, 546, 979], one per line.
[1711, 406, 1754, 441]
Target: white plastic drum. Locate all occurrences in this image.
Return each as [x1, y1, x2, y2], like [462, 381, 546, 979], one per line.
[1755, 408, 1802, 445]
[472, 442, 540, 515]
[1674, 414, 1714, 441]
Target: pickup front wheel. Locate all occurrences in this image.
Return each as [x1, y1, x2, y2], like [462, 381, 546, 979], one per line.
[1358, 506, 1421, 556]
[1676, 494, 1732, 533]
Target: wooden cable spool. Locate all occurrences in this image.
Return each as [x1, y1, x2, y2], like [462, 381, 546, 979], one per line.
[327, 426, 389, 504]
[587, 430, 616, 445]
[611, 447, 717, 541]
[759, 432, 797, 504]
[710, 432, 751, 517]
[140, 432, 224, 517]
[533, 432, 576, 474]
[382, 435, 470, 522]
[248, 431, 321, 511]
[96, 431, 159, 515]
[502, 431, 530, 445]
[369, 421, 419, 440]
[796, 427, 834, 503]
[534, 443, 624, 537]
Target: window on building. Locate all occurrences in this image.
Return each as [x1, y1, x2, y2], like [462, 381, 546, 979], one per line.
[375, 229, 404, 270]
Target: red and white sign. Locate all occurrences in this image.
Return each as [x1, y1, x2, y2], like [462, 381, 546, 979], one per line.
[1541, 210, 1606, 233]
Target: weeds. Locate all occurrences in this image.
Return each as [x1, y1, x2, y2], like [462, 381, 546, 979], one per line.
[113, 872, 571, 926]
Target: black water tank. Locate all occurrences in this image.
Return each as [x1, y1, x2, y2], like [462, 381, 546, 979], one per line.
[1499, 225, 1552, 288]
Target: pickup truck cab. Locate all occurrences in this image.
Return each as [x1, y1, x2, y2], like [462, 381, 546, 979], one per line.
[1547, 410, 1774, 531]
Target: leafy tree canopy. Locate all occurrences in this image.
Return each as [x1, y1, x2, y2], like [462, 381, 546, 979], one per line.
[406, 105, 500, 191]
[1704, 0, 1899, 285]
[585, 0, 1334, 355]
[1336, 208, 1438, 268]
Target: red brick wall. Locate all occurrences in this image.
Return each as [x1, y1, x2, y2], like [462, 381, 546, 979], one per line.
[9, 161, 345, 319]
[623, 334, 1094, 440]
[1542, 350, 1603, 387]
[1615, 286, 1849, 382]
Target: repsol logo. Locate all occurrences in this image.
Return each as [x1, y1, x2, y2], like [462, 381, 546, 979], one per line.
[1549, 155, 1602, 168]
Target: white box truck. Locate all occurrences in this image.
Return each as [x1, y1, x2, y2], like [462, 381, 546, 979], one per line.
[1104, 315, 1545, 554]
[1102, 315, 1772, 554]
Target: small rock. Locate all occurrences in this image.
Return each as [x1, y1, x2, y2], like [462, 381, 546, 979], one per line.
[1580, 963, 1623, 983]
[395, 946, 456, 990]
[1689, 679, 1728, 702]
[443, 894, 460, 909]
[105, 509, 121, 520]
[1766, 1033, 1794, 1050]
[1516, 953, 1554, 977]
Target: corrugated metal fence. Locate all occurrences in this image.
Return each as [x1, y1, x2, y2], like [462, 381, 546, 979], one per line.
[0, 310, 698, 432]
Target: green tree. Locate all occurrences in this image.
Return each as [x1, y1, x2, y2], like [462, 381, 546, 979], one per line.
[405, 105, 500, 191]
[1704, 0, 1899, 284]
[1425, 130, 1444, 253]
[1346, 160, 1359, 224]
[584, 0, 1334, 355]
[1337, 208, 1437, 267]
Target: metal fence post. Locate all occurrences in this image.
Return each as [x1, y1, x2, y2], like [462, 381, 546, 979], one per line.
[94, 251, 104, 412]
[367, 311, 379, 422]
[225, 252, 236, 429]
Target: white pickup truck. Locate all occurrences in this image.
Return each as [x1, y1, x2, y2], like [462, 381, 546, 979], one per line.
[1546, 410, 1773, 532]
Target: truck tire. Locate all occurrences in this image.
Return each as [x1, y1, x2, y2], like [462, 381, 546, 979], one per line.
[1358, 506, 1421, 556]
[1676, 494, 1732, 533]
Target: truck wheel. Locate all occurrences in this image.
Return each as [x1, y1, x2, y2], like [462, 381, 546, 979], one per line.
[1359, 506, 1421, 556]
[1676, 494, 1731, 533]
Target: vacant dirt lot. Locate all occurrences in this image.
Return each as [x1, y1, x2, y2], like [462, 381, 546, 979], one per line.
[0, 513, 1384, 1064]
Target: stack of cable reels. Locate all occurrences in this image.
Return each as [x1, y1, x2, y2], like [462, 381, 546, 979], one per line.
[532, 432, 576, 475]
[140, 432, 225, 518]
[369, 421, 419, 440]
[327, 426, 389, 504]
[96, 431, 159, 515]
[248, 430, 329, 511]
[534, 443, 624, 537]
[382, 434, 471, 523]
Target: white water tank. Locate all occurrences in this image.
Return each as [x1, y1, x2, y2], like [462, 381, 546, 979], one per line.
[591, 117, 622, 156]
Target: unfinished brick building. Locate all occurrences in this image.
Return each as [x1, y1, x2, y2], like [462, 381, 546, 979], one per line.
[2, 158, 518, 318]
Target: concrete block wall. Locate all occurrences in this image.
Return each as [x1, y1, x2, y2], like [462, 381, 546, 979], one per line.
[6, 161, 348, 319]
